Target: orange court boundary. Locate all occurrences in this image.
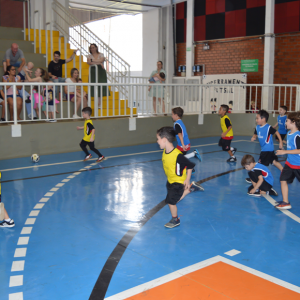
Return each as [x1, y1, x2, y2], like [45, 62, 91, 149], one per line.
[104, 255, 300, 300]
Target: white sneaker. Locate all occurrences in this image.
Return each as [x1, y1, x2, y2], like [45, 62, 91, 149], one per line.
[73, 114, 80, 119]
[0, 219, 15, 228]
[49, 119, 57, 122]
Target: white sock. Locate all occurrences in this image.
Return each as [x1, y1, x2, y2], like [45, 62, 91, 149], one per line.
[185, 152, 195, 159]
[231, 155, 235, 158]
[230, 147, 235, 151]
[5, 218, 11, 222]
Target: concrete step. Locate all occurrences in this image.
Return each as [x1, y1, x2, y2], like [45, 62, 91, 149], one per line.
[0, 39, 34, 54]
[0, 51, 46, 68]
[0, 26, 23, 40]
[92, 107, 137, 117]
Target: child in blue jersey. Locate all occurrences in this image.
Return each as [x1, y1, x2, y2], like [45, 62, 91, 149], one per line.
[273, 105, 287, 144]
[171, 107, 202, 161]
[276, 112, 300, 210]
[156, 127, 204, 228]
[247, 110, 283, 183]
[241, 155, 277, 197]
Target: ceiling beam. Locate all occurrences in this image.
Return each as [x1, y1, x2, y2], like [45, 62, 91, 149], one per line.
[105, 0, 162, 8]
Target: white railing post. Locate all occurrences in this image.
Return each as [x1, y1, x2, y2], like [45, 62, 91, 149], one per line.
[27, 0, 30, 41]
[46, 23, 50, 67]
[33, 10, 38, 53]
[23, 1, 26, 40]
[13, 85, 17, 125]
[39, 13, 41, 54]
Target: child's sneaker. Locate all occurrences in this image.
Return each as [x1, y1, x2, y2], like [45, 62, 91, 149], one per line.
[227, 156, 237, 162]
[0, 219, 15, 228]
[164, 218, 180, 228]
[194, 149, 202, 162]
[97, 156, 106, 162]
[231, 148, 237, 155]
[268, 188, 278, 196]
[245, 178, 252, 184]
[84, 154, 92, 161]
[247, 185, 261, 197]
[190, 181, 204, 192]
[275, 202, 292, 210]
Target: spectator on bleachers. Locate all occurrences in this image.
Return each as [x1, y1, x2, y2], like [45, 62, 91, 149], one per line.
[2, 66, 23, 121]
[87, 43, 109, 108]
[0, 87, 6, 121]
[48, 50, 78, 99]
[64, 68, 87, 119]
[24, 68, 49, 119]
[2, 43, 25, 73]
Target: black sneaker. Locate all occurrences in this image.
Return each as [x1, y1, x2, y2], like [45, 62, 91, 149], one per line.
[164, 218, 180, 228]
[0, 118, 5, 122]
[190, 181, 204, 192]
[268, 188, 278, 196]
[245, 178, 252, 184]
[231, 148, 237, 155]
[97, 156, 106, 162]
[227, 156, 237, 162]
[0, 219, 15, 228]
[247, 185, 261, 197]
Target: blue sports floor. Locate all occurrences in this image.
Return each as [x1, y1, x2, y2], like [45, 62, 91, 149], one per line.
[1, 136, 300, 300]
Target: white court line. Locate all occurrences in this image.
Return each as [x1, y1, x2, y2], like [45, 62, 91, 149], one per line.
[104, 255, 300, 300]
[11, 261, 25, 272]
[14, 248, 27, 258]
[29, 210, 40, 217]
[224, 249, 241, 256]
[21, 227, 32, 235]
[0, 140, 247, 172]
[9, 275, 23, 287]
[39, 198, 49, 202]
[34, 204, 44, 209]
[50, 187, 59, 192]
[263, 194, 300, 223]
[17, 237, 29, 245]
[25, 218, 36, 225]
[56, 183, 65, 187]
[44, 192, 54, 197]
[62, 179, 70, 182]
[9, 292, 23, 300]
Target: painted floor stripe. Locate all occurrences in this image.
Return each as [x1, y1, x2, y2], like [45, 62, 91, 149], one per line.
[263, 194, 300, 223]
[67, 175, 75, 179]
[73, 172, 81, 175]
[104, 255, 300, 300]
[25, 218, 36, 225]
[17, 237, 29, 245]
[34, 203, 44, 209]
[29, 210, 40, 217]
[9, 275, 23, 287]
[56, 183, 65, 187]
[39, 198, 49, 202]
[0, 140, 246, 172]
[20, 227, 32, 235]
[62, 179, 70, 182]
[224, 249, 241, 256]
[14, 248, 27, 258]
[50, 187, 59, 192]
[44, 192, 54, 197]
[9, 292, 23, 300]
[11, 261, 25, 272]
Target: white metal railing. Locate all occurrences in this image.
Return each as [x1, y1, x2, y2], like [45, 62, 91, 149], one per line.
[0, 83, 299, 124]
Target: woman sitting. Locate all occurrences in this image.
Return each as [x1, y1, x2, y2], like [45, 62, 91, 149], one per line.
[64, 68, 88, 118]
[2, 65, 23, 121]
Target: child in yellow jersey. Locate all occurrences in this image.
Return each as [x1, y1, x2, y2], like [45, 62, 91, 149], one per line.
[218, 104, 237, 162]
[77, 107, 105, 162]
[157, 127, 204, 229]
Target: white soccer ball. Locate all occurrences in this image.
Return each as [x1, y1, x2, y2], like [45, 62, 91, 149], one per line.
[31, 154, 40, 163]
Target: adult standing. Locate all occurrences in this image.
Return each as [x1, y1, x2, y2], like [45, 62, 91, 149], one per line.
[2, 43, 25, 73]
[64, 68, 88, 119]
[2, 66, 23, 121]
[148, 61, 166, 114]
[87, 44, 109, 107]
[48, 50, 78, 99]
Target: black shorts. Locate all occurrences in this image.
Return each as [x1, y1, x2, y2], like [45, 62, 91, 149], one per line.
[258, 151, 278, 166]
[275, 133, 286, 141]
[219, 138, 231, 151]
[248, 171, 272, 191]
[165, 182, 185, 205]
[280, 164, 300, 184]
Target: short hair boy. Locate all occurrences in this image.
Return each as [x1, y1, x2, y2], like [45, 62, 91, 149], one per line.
[218, 105, 237, 162]
[171, 107, 201, 161]
[273, 105, 288, 144]
[156, 126, 204, 229]
[241, 154, 277, 197]
[275, 111, 300, 210]
[250, 109, 283, 170]
[77, 107, 105, 162]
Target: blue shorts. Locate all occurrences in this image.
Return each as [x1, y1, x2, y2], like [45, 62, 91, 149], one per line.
[7, 94, 23, 99]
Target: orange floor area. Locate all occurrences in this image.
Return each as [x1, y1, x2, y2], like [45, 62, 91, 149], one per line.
[126, 262, 300, 300]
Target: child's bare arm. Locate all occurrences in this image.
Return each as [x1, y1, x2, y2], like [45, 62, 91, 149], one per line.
[273, 122, 278, 129]
[249, 175, 264, 194]
[251, 134, 257, 141]
[76, 126, 84, 130]
[275, 131, 283, 149]
[177, 132, 186, 151]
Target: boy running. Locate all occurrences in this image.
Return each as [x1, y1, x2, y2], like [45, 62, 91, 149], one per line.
[241, 154, 278, 197]
[276, 112, 300, 210]
[218, 105, 237, 162]
[77, 107, 105, 162]
[273, 105, 288, 144]
[172, 107, 202, 161]
[157, 127, 204, 229]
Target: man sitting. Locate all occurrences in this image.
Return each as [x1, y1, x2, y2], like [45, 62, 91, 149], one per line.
[2, 43, 25, 74]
